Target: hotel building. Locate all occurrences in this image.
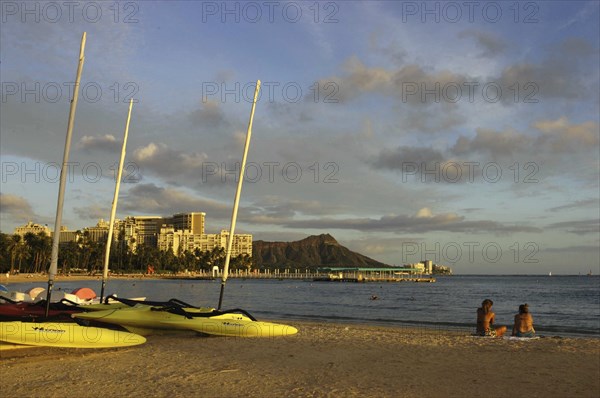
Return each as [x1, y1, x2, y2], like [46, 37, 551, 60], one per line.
[13, 211, 252, 258]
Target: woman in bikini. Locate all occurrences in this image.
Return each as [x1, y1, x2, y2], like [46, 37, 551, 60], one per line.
[512, 304, 535, 337]
[476, 299, 506, 337]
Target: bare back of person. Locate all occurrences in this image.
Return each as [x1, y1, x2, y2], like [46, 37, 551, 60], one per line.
[476, 300, 506, 337]
[512, 313, 535, 336]
[512, 306, 535, 337]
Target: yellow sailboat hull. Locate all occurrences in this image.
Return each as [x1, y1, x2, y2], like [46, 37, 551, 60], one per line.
[161, 317, 298, 337]
[0, 321, 146, 348]
[73, 305, 297, 337]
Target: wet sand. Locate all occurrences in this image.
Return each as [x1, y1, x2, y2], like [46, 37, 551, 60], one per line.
[1, 321, 599, 398]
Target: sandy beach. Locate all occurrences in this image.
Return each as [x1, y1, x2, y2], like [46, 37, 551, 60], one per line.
[1, 321, 598, 398]
[1, 273, 162, 284]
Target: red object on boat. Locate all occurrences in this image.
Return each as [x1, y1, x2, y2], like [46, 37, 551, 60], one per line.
[71, 287, 97, 300]
[0, 302, 82, 321]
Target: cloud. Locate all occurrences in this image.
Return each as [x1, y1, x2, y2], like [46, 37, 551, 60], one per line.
[0, 193, 36, 223]
[344, 236, 425, 260]
[458, 30, 507, 57]
[279, 208, 542, 235]
[451, 127, 533, 158]
[547, 199, 600, 212]
[545, 245, 600, 254]
[402, 108, 467, 133]
[132, 142, 210, 184]
[369, 116, 599, 185]
[241, 196, 350, 224]
[189, 100, 228, 128]
[368, 32, 407, 64]
[533, 117, 600, 151]
[77, 134, 121, 152]
[73, 204, 109, 221]
[450, 117, 599, 158]
[546, 219, 600, 235]
[497, 38, 598, 102]
[121, 183, 230, 221]
[315, 37, 599, 110]
[371, 146, 446, 170]
[316, 56, 470, 105]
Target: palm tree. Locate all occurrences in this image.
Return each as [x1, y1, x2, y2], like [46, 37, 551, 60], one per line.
[208, 247, 225, 271]
[234, 254, 253, 272]
[7, 234, 22, 274]
[59, 241, 79, 274]
[37, 232, 52, 273]
[0, 233, 10, 273]
[15, 242, 31, 274]
[24, 232, 52, 273]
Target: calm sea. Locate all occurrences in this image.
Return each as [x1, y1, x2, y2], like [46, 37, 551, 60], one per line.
[7, 275, 600, 337]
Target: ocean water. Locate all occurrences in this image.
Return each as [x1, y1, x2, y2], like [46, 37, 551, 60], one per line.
[7, 275, 600, 337]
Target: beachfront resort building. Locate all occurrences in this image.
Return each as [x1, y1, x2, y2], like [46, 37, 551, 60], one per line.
[168, 212, 205, 235]
[157, 227, 252, 257]
[11, 212, 251, 258]
[58, 226, 79, 243]
[13, 221, 51, 237]
[120, 216, 164, 250]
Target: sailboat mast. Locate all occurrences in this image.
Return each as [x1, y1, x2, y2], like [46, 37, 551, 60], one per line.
[218, 80, 261, 310]
[100, 98, 134, 302]
[45, 32, 86, 317]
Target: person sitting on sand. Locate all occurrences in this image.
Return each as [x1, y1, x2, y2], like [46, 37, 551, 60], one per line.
[476, 299, 506, 337]
[512, 304, 535, 338]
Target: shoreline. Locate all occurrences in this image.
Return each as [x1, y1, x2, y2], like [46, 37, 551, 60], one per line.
[1, 320, 599, 397]
[2, 274, 599, 339]
[1, 273, 165, 284]
[2, 273, 597, 286]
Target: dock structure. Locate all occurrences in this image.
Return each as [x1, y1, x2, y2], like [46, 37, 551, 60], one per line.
[165, 266, 437, 283]
[313, 267, 435, 283]
[313, 275, 435, 283]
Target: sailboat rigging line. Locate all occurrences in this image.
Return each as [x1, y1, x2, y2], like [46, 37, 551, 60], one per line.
[102, 295, 200, 309]
[45, 32, 87, 318]
[164, 306, 258, 322]
[217, 80, 261, 310]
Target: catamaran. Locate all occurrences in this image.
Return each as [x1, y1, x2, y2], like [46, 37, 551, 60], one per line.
[0, 33, 146, 348]
[73, 80, 297, 337]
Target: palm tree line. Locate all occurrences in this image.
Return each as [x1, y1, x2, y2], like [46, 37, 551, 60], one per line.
[0, 231, 252, 275]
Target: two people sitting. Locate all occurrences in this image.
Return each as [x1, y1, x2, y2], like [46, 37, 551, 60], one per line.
[476, 299, 535, 338]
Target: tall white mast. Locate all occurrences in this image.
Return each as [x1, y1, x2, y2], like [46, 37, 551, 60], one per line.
[100, 98, 134, 301]
[45, 32, 86, 316]
[218, 80, 261, 310]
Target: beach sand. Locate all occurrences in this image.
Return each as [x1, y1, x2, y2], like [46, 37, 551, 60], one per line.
[1, 321, 599, 398]
[1, 273, 159, 284]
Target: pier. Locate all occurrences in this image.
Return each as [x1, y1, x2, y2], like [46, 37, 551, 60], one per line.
[166, 267, 437, 283]
[312, 275, 435, 283]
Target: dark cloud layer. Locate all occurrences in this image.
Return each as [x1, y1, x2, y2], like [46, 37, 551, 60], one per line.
[547, 219, 600, 235]
[0, 193, 36, 223]
[279, 209, 541, 235]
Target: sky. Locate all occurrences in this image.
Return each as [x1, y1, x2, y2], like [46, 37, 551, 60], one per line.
[0, 1, 598, 274]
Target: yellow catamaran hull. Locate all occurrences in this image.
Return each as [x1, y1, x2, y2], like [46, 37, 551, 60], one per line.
[0, 321, 146, 348]
[73, 305, 297, 337]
